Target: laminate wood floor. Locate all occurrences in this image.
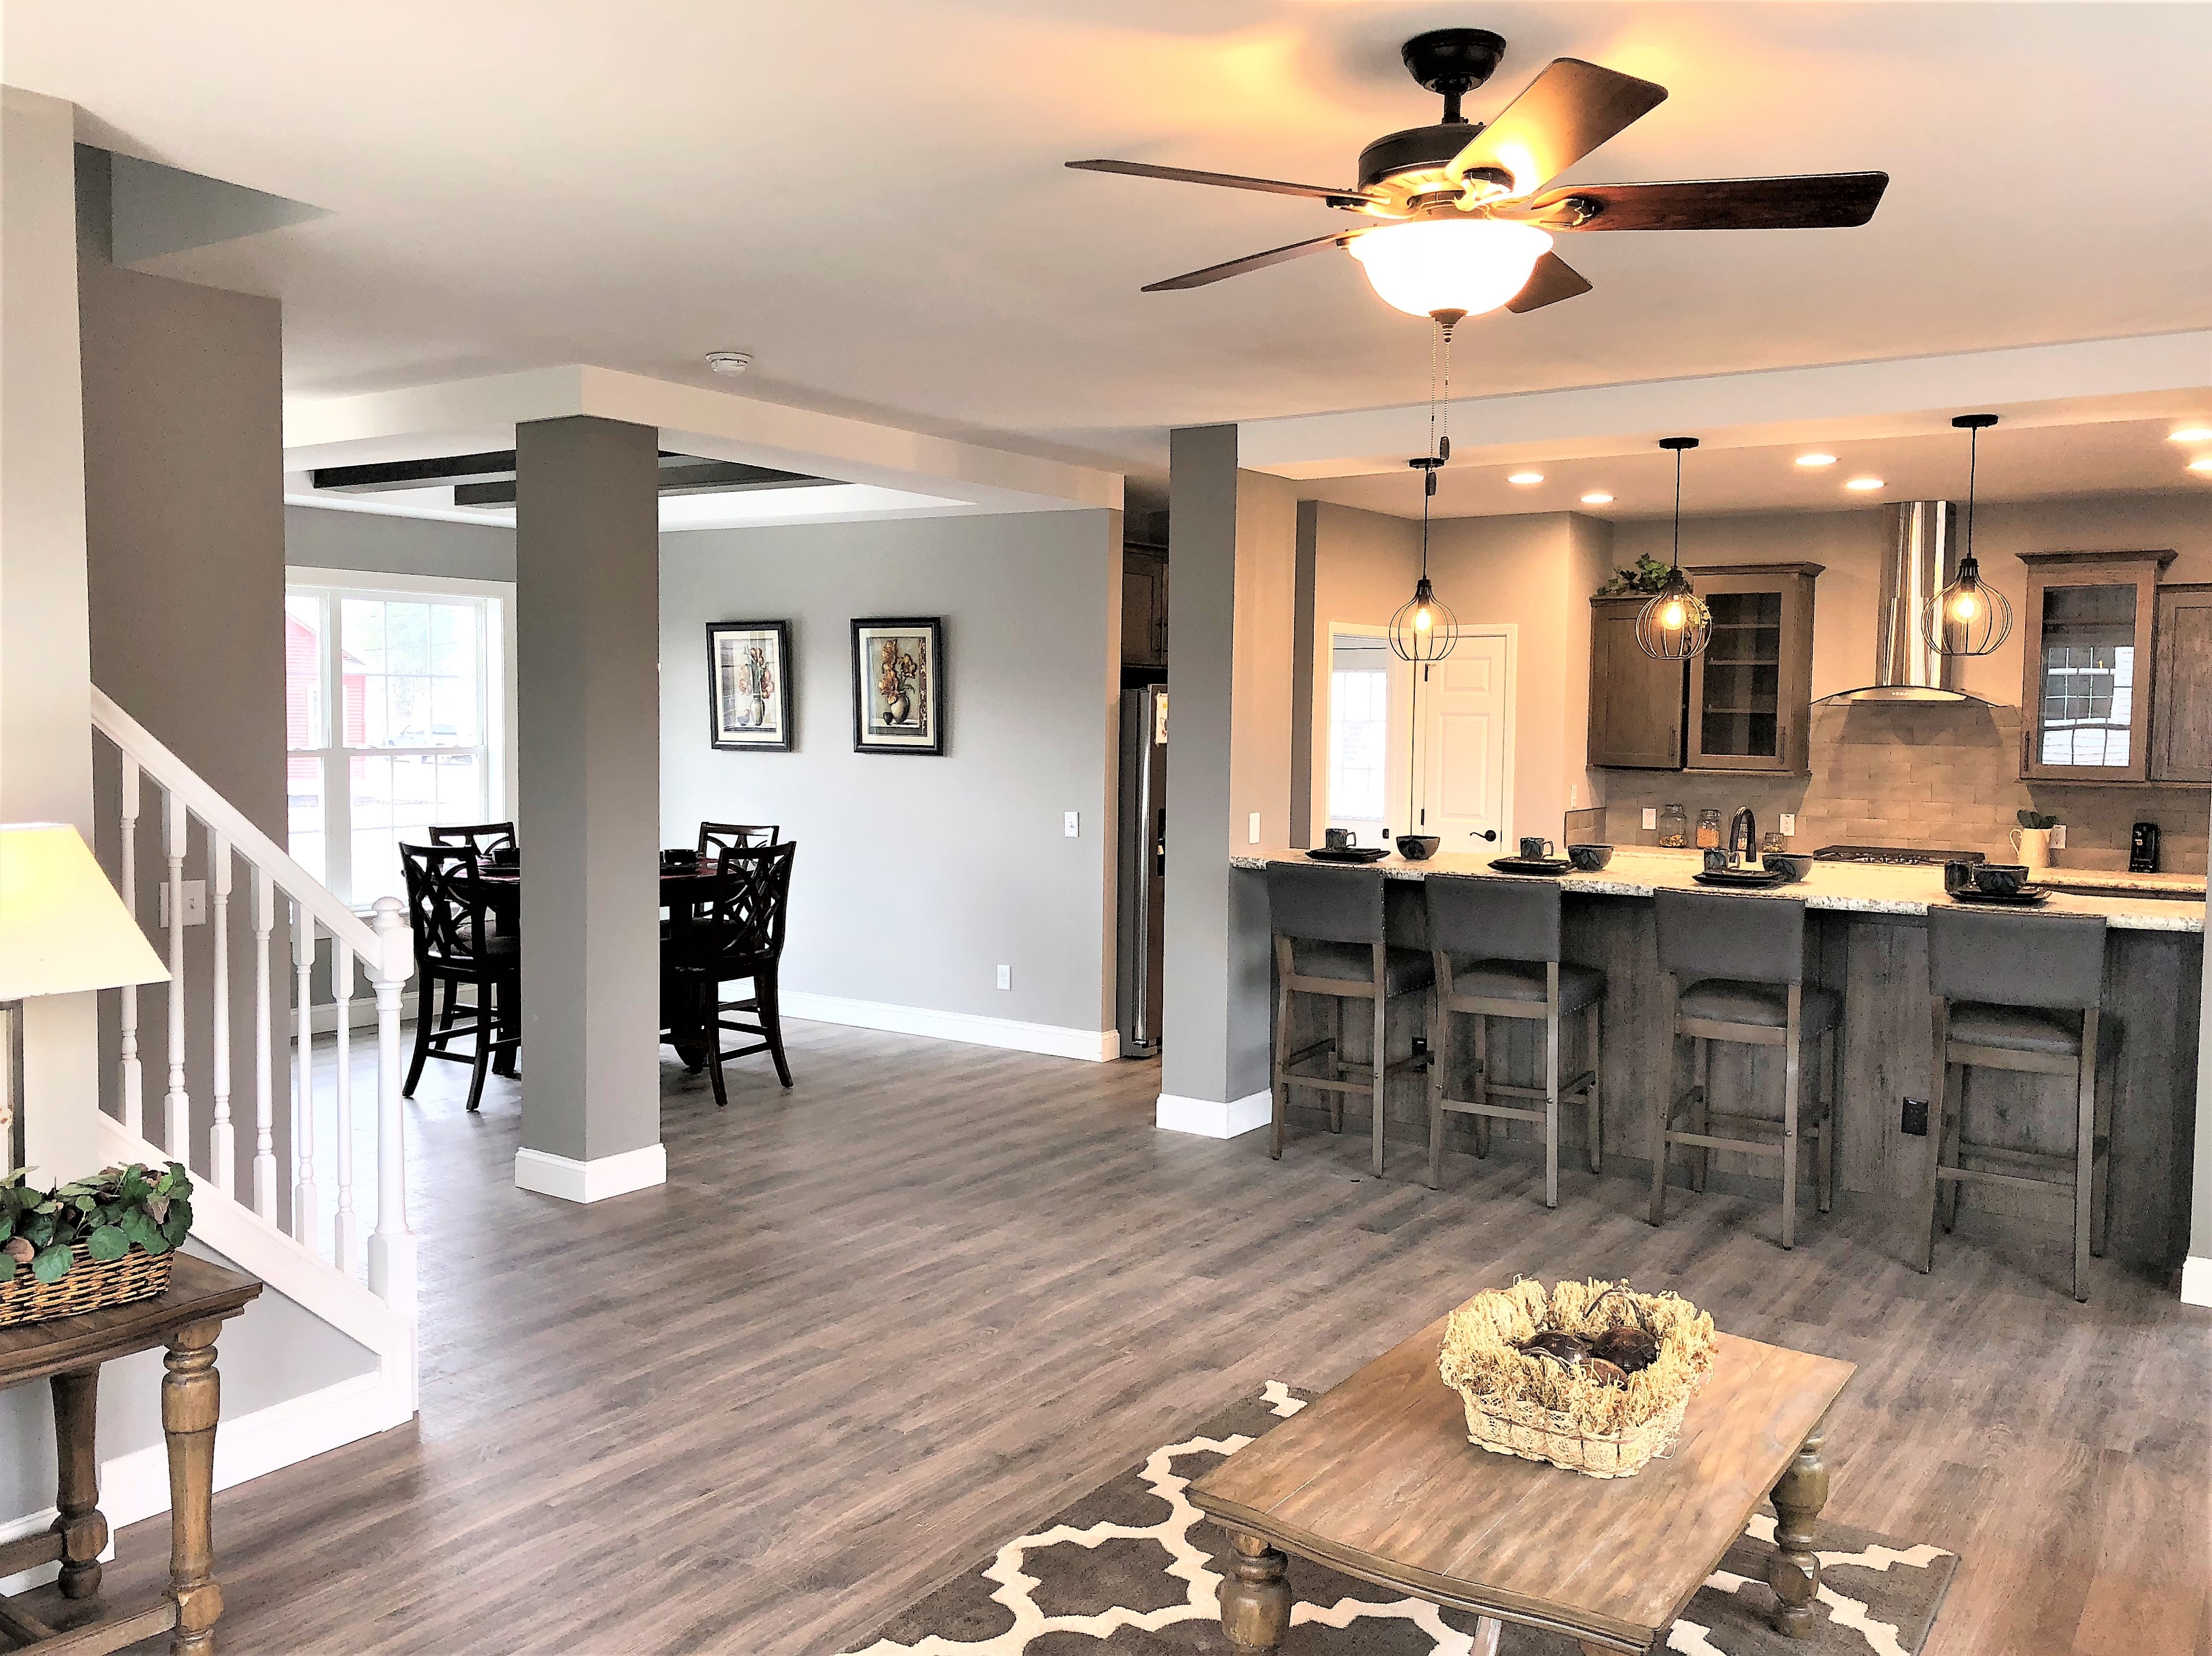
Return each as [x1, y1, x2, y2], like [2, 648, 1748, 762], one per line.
[71, 1021, 2212, 1655]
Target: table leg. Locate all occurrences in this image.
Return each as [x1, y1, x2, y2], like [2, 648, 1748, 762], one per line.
[163, 1319, 225, 1656]
[1471, 1616, 1502, 1654]
[50, 1367, 106, 1599]
[1767, 1410, 1832, 1637]
[1218, 1531, 1291, 1653]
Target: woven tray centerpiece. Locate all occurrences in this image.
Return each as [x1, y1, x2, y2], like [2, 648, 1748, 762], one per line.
[1438, 1277, 1718, 1480]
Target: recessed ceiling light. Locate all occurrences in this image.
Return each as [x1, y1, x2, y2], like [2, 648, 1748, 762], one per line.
[1579, 491, 1614, 505]
[1795, 452, 1838, 467]
[2167, 427, 2212, 443]
[1844, 476, 1884, 492]
[2189, 456, 2212, 474]
[1507, 471, 1544, 485]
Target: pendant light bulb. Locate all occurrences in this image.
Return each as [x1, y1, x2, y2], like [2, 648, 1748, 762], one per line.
[1927, 414, 2012, 657]
[1389, 323, 1458, 665]
[1635, 438, 1712, 661]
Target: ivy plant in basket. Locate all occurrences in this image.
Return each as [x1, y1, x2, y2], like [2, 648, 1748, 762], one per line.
[0, 1163, 194, 1324]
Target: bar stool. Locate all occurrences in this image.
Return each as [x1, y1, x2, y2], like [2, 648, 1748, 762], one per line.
[1923, 908, 2111, 1302]
[1649, 890, 1836, 1249]
[1266, 864, 1434, 1177]
[1422, 875, 1605, 1207]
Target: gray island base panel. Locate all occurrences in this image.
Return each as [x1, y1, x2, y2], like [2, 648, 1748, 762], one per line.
[1236, 848, 2200, 1271]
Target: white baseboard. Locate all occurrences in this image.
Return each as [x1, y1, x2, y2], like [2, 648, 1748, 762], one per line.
[1155, 1089, 1271, 1139]
[0, 1367, 410, 1594]
[778, 990, 1118, 1063]
[2183, 1255, 2212, 1309]
[514, 1142, 667, 1204]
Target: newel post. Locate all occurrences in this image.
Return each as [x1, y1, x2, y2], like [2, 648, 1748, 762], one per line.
[366, 897, 417, 1320]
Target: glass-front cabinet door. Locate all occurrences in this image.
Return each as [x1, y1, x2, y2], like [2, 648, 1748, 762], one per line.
[2019, 551, 2169, 783]
[1684, 563, 1821, 774]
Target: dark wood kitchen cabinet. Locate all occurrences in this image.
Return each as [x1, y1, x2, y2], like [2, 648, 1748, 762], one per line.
[1586, 595, 1687, 768]
[1684, 562, 1821, 775]
[2019, 550, 2170, 783]
[2151, 581, 2212, 783]
[1121, 543, 1168, 667]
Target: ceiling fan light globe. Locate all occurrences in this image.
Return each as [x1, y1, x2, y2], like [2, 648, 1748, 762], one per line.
[1348, 219, 1552, 320]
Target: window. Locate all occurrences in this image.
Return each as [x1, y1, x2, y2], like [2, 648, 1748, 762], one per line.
[285, 570, 512, 906]
[1328, 634, 1391, 827]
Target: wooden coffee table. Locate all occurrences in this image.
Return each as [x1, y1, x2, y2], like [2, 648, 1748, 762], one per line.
[1189, 1318, 1852, 1654]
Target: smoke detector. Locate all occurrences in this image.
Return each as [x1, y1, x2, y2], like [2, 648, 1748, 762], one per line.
[705, 351, 752, 376]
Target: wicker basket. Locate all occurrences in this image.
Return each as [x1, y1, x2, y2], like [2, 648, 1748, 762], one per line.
[0, 1244, 175, 1328]
[1437, 1278, 1717, 1480]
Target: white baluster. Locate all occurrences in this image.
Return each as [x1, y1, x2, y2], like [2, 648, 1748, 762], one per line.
[118, 758, 143, 1136]
[367, 897, 417, 1317]
[293, 903, 320, 1249]
[162, 789, 190, 1160]
[207, 832, 234, 1196]
[251, 866, 277, 1221]
[334, 941, 361, 1275]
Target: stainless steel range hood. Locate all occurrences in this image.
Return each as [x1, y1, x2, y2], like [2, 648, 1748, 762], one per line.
[1815, 500, 1993, 705]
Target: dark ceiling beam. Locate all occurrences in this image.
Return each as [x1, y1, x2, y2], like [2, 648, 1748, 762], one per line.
[451, 460, 834, 508]
[313, 450, 833, 504]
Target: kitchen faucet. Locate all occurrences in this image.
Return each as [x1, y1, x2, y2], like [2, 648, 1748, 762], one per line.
[1729, 806, 1758, 866]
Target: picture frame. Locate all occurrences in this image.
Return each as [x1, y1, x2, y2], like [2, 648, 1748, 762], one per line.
[707, 620, 793, 752]
[850, 617, 944, 755]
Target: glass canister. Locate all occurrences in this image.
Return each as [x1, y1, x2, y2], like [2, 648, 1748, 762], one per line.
[1695, 809, 1724, 850]
[1657, 803, 1689, 848]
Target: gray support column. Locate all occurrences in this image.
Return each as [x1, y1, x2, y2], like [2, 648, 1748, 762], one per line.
[2188, 790, 2212, 1306]
[1157, 426, 1297, 1138]
[513, 416, 666, 1201]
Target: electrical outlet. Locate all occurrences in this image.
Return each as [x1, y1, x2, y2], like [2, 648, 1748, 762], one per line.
[996, 964, 1011, 991]
[1901, 1097, 1929, 1138]
[2051, 824, 2066, 850]
[1641, 808, 1657, 831]
[1064, 810, 1080, 838]
[158, 880, 207, 928]
[1248, 812, 1262, 845]
[1780, 813, 1797, 836]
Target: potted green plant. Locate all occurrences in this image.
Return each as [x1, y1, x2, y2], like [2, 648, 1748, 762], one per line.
[1594, 554, 1681, 598]
[0, 1162, 195, 1326]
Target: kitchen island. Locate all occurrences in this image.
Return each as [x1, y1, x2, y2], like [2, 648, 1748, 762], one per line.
[1235, 847, 2200, 1271]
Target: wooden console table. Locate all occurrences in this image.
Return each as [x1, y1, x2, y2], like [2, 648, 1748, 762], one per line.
[1190, 1318, 1853, 1654]
[0, 1256, 261, 1656]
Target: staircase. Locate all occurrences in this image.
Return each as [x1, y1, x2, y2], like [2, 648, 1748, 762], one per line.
[81, 688, 419, 1502]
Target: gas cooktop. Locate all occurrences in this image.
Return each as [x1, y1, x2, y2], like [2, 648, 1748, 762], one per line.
[1812, 844, 1987, 866]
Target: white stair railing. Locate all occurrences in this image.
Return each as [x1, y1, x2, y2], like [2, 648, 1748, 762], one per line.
[89, 687, 418, 1321]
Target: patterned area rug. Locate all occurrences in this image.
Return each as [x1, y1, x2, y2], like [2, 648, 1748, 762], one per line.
[847, 1385, 1956, 1656]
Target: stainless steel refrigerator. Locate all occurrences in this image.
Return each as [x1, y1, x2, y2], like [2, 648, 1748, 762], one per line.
[1116, 685, 1168, 1057]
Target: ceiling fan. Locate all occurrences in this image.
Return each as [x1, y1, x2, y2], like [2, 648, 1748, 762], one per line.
[1068, 27, 1888, 322]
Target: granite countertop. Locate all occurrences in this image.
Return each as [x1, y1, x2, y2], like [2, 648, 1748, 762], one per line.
[1230, 846, 2206, 934]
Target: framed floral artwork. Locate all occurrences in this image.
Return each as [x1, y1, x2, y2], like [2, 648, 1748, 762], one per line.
[708, 620, 793, 752]
[850, 617, 943, 755]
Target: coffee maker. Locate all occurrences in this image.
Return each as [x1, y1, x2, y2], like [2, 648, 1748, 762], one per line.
[2130, 821, 2160, 873]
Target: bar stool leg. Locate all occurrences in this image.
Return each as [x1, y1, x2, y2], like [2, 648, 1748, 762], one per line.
[1690, 1038, 1711, 1194]
[1269, 939, 1292, 1161]
[1472, 1014, 1491, 1160]
[1648, 1031, 1672, 1227]
[1368, 967, 1387, 1179]
[2073, 1010, 2100, 1302]
[1426, 989, 1448, 1192]
[1780, 990, 1802, 1251]
[1584, 1000, 1603, 1177]
[2091, 1017, 2115, 1261]
[1542, 969, 1561, 1210]
[1921, 1000, 1948, 1273]
[1329, 998, 1346, 1134]
[1818, 1025, 1837, 1215]
[1938, 1059, 1965, 1235]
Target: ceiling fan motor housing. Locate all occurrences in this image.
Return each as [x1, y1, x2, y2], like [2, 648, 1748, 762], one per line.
[1358, 125, 1512, 204]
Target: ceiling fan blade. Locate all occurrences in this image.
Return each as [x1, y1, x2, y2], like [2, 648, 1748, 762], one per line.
[1504, 252, 1594, 314]
[1067, 159, 1377, 205]
[1445, 59, 1668, 197]
[1510, 172, 1891, 231]
[1141, 232, 1355, 292]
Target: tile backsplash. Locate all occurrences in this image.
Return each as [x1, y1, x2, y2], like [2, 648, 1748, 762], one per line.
[1593, 702, 2208, 873]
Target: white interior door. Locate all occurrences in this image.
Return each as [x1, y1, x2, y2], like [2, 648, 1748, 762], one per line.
[1415, 631, 1512, 852]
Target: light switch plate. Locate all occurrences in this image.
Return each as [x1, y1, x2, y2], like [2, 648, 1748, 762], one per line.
[1641, 808, 1657, 831]
[1248, 812, 1262, 845]
[158, 880, 207, 928]
[996, 964, 1011, 990]
[1064, 810, 1079, 837]
[1780, 813, 1797, 836]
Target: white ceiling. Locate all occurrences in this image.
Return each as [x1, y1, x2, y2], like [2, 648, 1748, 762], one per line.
[10, 2, 2212, 487]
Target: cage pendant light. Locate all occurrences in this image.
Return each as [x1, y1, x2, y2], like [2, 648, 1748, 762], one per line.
[1926, 413, 2012, 656]
[1389, 316, 1459, 665]
[1635, 437, 1712, 660]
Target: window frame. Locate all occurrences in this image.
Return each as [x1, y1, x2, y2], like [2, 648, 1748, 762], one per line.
[284, 566, 517, 908]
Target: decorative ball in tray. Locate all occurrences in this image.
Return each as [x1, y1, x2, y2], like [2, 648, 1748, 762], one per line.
[1437, 1278, 1717, 1480]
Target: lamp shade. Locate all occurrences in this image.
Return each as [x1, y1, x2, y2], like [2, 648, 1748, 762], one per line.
[0, 823, 169, 1001]
[1348, 219, 1552, 320]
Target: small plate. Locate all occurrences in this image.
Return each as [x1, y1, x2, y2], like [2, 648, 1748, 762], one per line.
[1305, 846, 1389, 864]
[1694, 868, 1791, 889]
[1489, 856, 1573, 876]
[1949, 885, 2050, 906]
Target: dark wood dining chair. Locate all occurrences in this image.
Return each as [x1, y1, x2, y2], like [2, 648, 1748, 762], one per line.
[661, 841, 797, 1104]
[697, 821, 779, 860]
[400, 843, 521, 1112]
[427, 821, 518, 859]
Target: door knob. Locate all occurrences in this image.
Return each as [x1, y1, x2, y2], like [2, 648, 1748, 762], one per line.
[1474, 829, 1498, 841]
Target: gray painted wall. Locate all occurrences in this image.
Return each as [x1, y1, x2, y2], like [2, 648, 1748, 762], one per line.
[285, 504, 516, 583]
[659, 509, 1121, 1035]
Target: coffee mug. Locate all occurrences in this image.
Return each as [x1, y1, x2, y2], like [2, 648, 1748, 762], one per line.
[1325, 828, 1356, 850]
[1519, 836, 1555, 861]
[1702, 848, 1732, 874]
[1942, 860, 1975, 895]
